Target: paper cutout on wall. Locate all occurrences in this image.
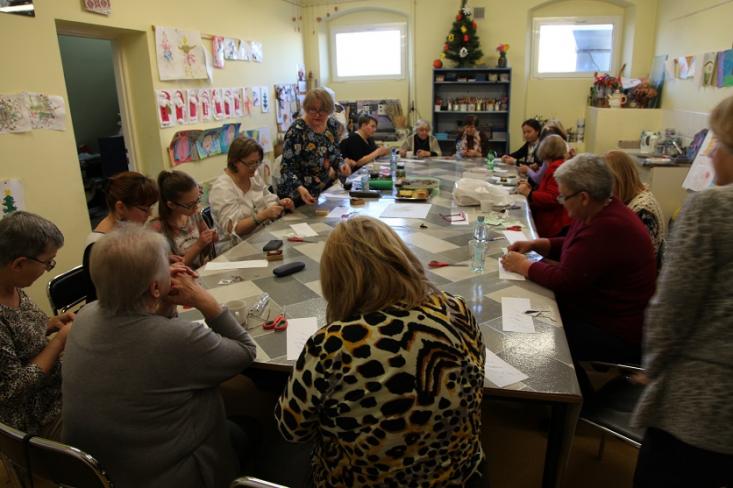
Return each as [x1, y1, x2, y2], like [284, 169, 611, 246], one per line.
[219, 123, 241, 153]
[169, 130, 202, 165]
[683, 130, 717, 191]
[83, 0, 111, 15]
[157, 90, 174, 128]
[0, 93, 32, 134]
[187, 89, 199, 123]
[155, 26, 208, 81]
[223, 88, 233, 118]
[223, 38, 239, 60]
[199, 89, 212, 121]
[702, 52, 718, 87]
[173, 89, 186, 125]
[238, 40, 250, 61]
[27, 93, 66, 131]
[232, 88, 243, 117]
[252, 87, 261, 108]
[257, 126, 273, 153]
[275, 84, 299, 132]
[196, 129, 222, 158]
[260, 86, 270, 113]
[1, 179, 25, 217]
[250, 41, 263, 63]
[212, 88, 224, 121]
[674, 56, 696, 80]
[212, 36, 225, 69]
[242, 87, 253, 116]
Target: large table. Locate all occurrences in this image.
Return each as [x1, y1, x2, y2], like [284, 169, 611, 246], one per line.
[188, 157, 582, 488]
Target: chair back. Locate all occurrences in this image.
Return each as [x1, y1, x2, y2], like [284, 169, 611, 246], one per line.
[26, 436, 113, 488]
[47, 265, 89, 315]
[0, 422, 32, 487]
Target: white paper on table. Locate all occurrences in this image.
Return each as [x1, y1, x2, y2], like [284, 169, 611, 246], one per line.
[451, 213, 470, 226]
[484, 348, 529, 387]
[379, 203, 432, 219]
[501, 297, 535, 333]
[321, 181, 348, 199]
[498, 259, 525, 281]
[290, 223, 319, 237]
[400, 158, 423, 163]
[205, 260, 268, 271]
[286, 317, 319, 360]
[503, 230, 529, 244]
[409, 233, 459, 253]
[326, 206, 352, 219]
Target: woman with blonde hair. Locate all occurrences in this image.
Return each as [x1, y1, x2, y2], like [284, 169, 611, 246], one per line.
[605, 151, 666, 257]
[276, 216, 486, 487]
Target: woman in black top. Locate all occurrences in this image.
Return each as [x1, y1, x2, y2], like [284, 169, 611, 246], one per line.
[501, 118, 542, 165]
[339, 114, 389, 169]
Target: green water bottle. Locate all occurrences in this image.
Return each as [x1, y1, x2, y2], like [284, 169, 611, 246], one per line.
[486, 150, 496, 171]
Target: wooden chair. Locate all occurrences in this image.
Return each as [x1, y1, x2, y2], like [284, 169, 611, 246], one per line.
[47, 265, 89, 315]
[26, 436, 113, 488]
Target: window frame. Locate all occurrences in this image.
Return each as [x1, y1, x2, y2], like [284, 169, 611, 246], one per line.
[531, 16, 622, 79]
[330, 22, 407, 82]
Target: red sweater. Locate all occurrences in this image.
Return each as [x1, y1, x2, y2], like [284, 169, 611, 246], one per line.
[528, 197, 656, 347]
[529, 159, 570, 237]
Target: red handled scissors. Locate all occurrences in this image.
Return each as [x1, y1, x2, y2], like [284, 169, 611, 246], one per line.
[428, 260, 464, 268]
[505, 225, 523, 231]
[263, 313, 288, 331]
[287, 236, 315, 243]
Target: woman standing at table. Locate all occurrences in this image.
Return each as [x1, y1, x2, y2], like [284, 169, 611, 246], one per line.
[501, 118, 542, 165]
[276, 216, 486, 487]
[455, 115, 489, 158]
[278, 88, 352, 206]
[399, 119, 442, 158]
[339, 113, 389, 168]
[209, 137, 293, 251]
[632, 96, 733, 488]
[515, 134, 570, 237]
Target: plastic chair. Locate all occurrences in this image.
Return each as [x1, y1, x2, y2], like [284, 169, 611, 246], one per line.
[579, 362, 646, 459]
[0, 421, 32, 488]
[26, 436, 113, 488]
[230, 476, 289, 488]
[47, 265, 89, 315]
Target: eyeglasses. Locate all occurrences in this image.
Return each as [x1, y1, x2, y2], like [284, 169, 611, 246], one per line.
[556, 191, 582, 204]
[173, 199, 200, 210]
[306, 108, 330, 117]
[24, 256, 56, 271]
[239, 158, 263, 170]
[135, 205, 153, 214]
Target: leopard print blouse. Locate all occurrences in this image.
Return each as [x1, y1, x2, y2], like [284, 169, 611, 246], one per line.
[275, 292, 485, 487]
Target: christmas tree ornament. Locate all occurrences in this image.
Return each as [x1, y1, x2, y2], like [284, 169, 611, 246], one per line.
[464, 34, 469, 42]
[461, 6, 471, 15]
[443, 43, 449, 51]
[440, 52, 446, 59]
[456, 14, 462, 21]
[472, 20, 477, 29]
[461, 25, 467, 34]
[460, 47, 468, 58]
[448, 33, 454, 42]
[433, 59, 443, 69]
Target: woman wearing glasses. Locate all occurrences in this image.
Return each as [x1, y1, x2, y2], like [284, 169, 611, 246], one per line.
[150, 170, 217, 268]
[501, 154, 656, 392]
[278, 88, 352, 206]
[210, 137, 294, 250]
[0, 212, 72, 442]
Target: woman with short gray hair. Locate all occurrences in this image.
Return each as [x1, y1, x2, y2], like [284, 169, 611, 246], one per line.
[0, 211, 72, 441]
[502, 154, 657, 392]
[399, 119, 442, 158]
[62, 225, 258, 487]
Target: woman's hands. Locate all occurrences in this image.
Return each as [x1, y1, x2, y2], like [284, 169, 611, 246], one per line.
[516, 181, 532, 197]
[279, 198, 295, 211]
[196, 228, 218, 249]
[416, 149, 431, 158]
[501, 155, 517, 165]
[47, 311, 75, 333]
[501, 251, 532, 277]
[297, 186, 316, 205]
[166, 271, 222, 320]
[464, 149, 482, 158]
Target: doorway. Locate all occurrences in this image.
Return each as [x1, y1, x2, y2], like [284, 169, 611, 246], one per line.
[57, 34, 130, 227]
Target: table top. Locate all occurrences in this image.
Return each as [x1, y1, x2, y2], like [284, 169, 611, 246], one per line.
[185, 157, 581, 403]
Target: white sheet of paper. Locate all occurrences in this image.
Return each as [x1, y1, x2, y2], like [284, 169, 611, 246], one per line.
[326, 206, 352, 219]
[409, 233, 459, 253]
[379, 203, 432, 219]
[503, 230, 529, 244]
[286, 317, 319, 360]
[498, 259, 526, 280]
[400, 158, 423, 163]
[205, 260, 268, 271]
[484, 348, 529, 387]
[501, 297, 535, 333]
[321, 182, 349, 199]
[290, 223, 319, 237]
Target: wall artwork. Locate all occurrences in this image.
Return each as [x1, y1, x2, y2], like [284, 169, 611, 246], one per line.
[233, 88, 243, 117]
[82, 0, 111, 15]
[275, 84, 299, 132]
[257, 126, 273, 153]
[250, 41, 263, 63]
[260, 86, 270, 113]
[196, 129, 222, 159]
[252, 87, 261, 108]
[212, 36, 225, 69]
[187, 89, 199, 123]
[212, 88, 224, 121]
[1, 179, 25, 217]
[199, 88, 212, 121]
[702, 52, 718, 87]
[169, 130, 201, 165]
[219, 123, 241, 153]
[173, 89, 186, 125]
[683, 130, 718, 191]
[674, 55, 696, 80]
[238, 40, 250, 61]
[718, 49, 733, 87]
[0, 93, 32, 134]
[157, 90, 174, 128]
[223, 38, 239, 60]
[27, 93, 66, 131]
[243, 87, 253, 116]
[155, 26, 208, 81]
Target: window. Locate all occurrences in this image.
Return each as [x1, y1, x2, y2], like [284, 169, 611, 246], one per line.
[532, 16, 621, 77]
[331, 23, 406, 81]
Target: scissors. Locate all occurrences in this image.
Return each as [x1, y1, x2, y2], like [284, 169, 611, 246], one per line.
[287, 236, 316, 243]
[505, 225, 523, 231]
[263, 313, 288, 331]
[428, 260, 464, 268]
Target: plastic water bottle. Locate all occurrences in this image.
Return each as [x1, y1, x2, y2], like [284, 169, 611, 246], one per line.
[486, 150, 496, 171]
[471, 215, 488, 273]
[390, 148, 398, 176]
[361, 173, 370, 191]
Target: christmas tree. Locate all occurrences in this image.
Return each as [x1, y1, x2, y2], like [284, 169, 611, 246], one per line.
[442, 0, 483, 67]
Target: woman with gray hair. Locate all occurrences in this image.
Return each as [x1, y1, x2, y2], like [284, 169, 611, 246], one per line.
[62, 226, 257, 488]
[501, 154, 657, 378]
[399, 119, 442, 158]
[0, 211, 72, 440]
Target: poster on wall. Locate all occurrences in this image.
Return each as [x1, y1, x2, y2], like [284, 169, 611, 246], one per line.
[157, 90, 175, 128]
[219, 123, 241, 153]
[83, 0, 111, 15]
[718, 49, 733, 87]
[187, 89, 199, 123]
[223, 38, 239, 60]
[0, 93, 32, 134]
[154, 26, 208, 81]
[683, 130, 718, 191]
[1, 179, 25, 218]
[250, 41, 263, 63]
[702, 52, 718, 87]
[212, 36, 225, 69]
[674, 56, 696, 80]
[222, 88, 233, 118]
[199, 88, 212, 121]
[252, 87, 261, 108]
[275, 84, 299, 132]
[169, 130, 202, 165]
[260, 86, 270, 113]
[232, 88, 243, 117]
[28, 93, 66, 131]
[196, 129, 222, 159]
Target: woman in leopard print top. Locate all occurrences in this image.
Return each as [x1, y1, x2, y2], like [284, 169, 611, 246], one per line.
[275, 216, 486, 487]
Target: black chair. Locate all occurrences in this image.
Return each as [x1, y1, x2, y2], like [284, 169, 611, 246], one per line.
[0, 421, 32, 488]
[26, 436, 113, 488]
[98, 135, 129, 178]
[201, 206, 214, 229]
[580, 362, 646, 459]
[47, 265, 90, 315]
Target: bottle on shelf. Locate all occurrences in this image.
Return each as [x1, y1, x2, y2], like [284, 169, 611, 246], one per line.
[470, 215, 489, 273]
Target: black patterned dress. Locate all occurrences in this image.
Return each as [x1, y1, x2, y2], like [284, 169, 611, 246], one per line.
[275, 292, 485, 487]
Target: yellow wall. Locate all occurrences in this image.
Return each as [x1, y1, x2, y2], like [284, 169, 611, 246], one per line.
[654, 0, 733, 113]
[0, 0, 303, 312]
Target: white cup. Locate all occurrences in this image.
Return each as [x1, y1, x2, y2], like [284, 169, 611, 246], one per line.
[226, 299, 248, 325]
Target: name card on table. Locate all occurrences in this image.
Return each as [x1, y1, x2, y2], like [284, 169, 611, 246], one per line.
[290, 223, 319, 237]
[286, 317, 319, 360]
[484, 348, 529, 388]
[501, 297, 535, 333]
